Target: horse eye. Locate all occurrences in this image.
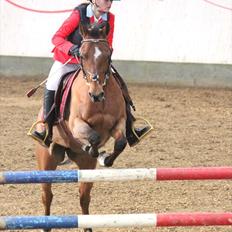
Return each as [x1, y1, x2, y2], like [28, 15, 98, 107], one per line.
[79, 54, 84, 59]
[81, 53, 88, 60]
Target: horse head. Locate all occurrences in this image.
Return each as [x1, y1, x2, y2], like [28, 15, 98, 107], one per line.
[79, 22, 112, 102]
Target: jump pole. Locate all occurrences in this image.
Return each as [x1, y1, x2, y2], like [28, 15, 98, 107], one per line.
[0, 167, 232, 184]
[0, 213, 231, 230]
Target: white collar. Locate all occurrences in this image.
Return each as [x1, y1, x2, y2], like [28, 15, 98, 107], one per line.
[86, 4, 108, 21]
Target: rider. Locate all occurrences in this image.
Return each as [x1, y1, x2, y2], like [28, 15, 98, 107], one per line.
[30, 0, 151, 148]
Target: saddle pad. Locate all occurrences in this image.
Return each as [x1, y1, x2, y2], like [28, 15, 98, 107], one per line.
[60, 70, 79, 120]
[55, 68, 81, 121]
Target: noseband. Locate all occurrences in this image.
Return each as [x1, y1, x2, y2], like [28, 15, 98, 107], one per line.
[79, 39, 112, 86]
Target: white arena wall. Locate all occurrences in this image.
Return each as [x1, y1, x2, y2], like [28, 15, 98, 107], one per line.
[0, 0, 232, 87]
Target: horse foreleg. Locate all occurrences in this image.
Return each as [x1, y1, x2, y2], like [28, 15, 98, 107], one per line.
[103, 135, 127, 167]
[71, 118, 100, 157]
[99, 119, 127, 167]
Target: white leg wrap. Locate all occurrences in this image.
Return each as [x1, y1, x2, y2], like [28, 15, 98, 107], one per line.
[97, 152, 111, 167]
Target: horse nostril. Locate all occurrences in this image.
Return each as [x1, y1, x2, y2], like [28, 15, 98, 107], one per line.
[89, 92, 97, 102]
[99, 92, 104, 99]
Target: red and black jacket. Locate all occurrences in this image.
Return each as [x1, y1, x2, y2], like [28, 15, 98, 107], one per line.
[52, 3, 115, 64]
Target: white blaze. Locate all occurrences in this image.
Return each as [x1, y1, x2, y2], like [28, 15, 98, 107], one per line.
[94, 46, 102, 61]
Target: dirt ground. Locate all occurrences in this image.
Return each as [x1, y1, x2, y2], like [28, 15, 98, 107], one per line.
[0, 77, 231, 232]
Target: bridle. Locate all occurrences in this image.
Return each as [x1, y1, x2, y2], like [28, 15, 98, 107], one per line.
[79, 38, 112, 86]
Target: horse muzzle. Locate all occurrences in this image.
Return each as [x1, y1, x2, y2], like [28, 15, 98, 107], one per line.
[89, 91, 105, 102]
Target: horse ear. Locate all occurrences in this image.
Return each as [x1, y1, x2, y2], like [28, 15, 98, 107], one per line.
[79, 23, 89, 37]
[98, 22, 110, 36]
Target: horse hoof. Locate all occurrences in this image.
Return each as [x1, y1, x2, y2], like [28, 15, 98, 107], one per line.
[97, 151, 112, 167]
[82, 144, 91, 153]
[104, 157, 114, 167]
[57, 157, 71, 165]
[89, 146, 99, 158]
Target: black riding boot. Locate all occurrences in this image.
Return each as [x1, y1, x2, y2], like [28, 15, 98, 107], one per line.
[31, 88, 55, 147]
[126, 105, 151, 147]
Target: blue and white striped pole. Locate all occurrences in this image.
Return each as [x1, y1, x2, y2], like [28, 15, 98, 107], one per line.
[1, 167, 232, 184]
[0, 169, 156, 184]
[0, 214, 155, 230]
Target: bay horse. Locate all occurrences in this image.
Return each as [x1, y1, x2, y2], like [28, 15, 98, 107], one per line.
[35, 22, 127, 232]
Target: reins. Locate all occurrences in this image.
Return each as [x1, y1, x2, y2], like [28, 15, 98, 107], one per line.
[81, 39, 109, 44]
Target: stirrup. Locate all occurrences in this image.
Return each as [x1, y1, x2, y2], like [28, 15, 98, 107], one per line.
[27, 120, 50, 147]
[131, 117, 154, 144]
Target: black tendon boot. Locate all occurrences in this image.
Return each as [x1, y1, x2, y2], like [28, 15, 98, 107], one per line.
[126, 105, 151, 147]
[31, 88, 55, 147]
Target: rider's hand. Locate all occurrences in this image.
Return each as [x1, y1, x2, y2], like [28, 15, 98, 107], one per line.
[69, 45, 80, 57]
